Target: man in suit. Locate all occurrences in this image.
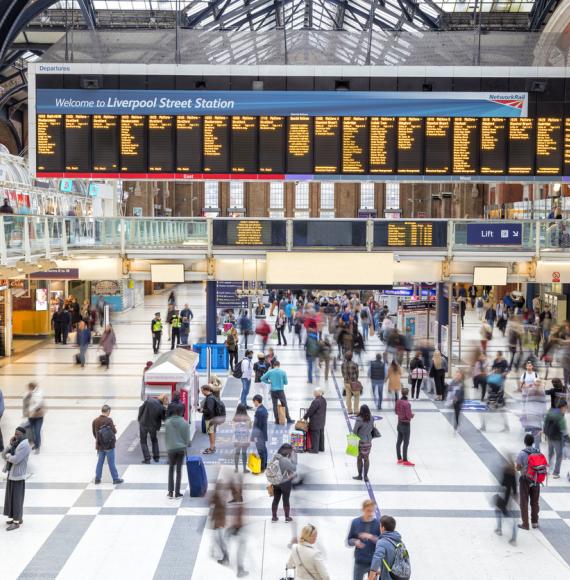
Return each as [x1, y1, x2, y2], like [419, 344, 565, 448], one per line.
[303, 389, 327, 453]
[251, 394, 268, 471]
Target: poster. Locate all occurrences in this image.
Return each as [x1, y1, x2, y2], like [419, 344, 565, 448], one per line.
[35, 288, 48, 311]
[416, 312, 428, 339]
[404, 315, 416, 336]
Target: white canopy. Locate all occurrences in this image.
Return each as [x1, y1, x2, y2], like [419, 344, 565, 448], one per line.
[144, 348, 198, 383]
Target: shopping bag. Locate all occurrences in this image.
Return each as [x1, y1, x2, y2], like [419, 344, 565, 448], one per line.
[247, 453, 262, 474]
[346, 433, 360, 457]
[277, 403, 287, 425]
[271, 330, 278, 340]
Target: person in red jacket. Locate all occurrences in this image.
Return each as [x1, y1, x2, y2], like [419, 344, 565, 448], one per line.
[395, 387, 415, 467]
[255, 318, 271, 353]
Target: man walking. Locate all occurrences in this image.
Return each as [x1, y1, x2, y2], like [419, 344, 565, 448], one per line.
[251, 394, 268, 471]
[239, 350, 254, 408]
[76, 320, 91, 367]
[347, 500, 381, 580]
[543, 401, 568, 479]
[516, 434, 543, 530]
[369, 353, 386, 410]
[165, 405, 190, 499]
[342, 352, 360, 415]
[151, 312, 163, 354]
[303, 388, 327, 453]
[138, 394, 167, 464]
[92, 405, 123, 485]
[260, 361, 294, 425]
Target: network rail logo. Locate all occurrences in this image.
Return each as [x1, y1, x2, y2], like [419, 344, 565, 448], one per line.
[488, 94, 526, 110]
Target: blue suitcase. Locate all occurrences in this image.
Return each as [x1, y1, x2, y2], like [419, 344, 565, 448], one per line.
[186, 456, 208, 497]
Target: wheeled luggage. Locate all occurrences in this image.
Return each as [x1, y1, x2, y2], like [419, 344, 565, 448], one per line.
[186, 455, 208, 497]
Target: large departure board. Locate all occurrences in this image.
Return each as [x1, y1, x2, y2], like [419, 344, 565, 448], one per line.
[287, 116, 313, 174]
[148, 115, 174, 172]
[425, 118, 451, 175]
[293, 221, 367, 247]
[203, 116, 230, 173]
[508, 118, 534, 175]
[176, 116, 202, 172]
[37, 114, 64, 172]
[565, 119, 570, 177]
[314, 117, 341, 173]
[64, 114, 90, 172]
[92, 115, 119, 172]
[120, 115, 147, 172]
[213, 219, 286, 246]
[231, 116, 258, 173]
[397, 117, 423, 174]
[342, 117, 368, 174]
[259, 117, 285, 173]
[480, 118, 507, 175]
[535, 118, 563, 175]
[370, 117, 396, 174]
[374, 221, 448, 247]
[453, 117, 478, 174]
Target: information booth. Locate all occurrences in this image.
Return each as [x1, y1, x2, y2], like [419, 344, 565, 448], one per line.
[142, 349, 200, 440]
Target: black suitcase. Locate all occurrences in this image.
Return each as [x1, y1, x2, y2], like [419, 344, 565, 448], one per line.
[92, 335, 101, 345]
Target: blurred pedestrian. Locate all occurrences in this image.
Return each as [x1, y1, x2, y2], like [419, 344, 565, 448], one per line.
[0, 387, 3, 452]
[226, 494, 249, 577]
[318, 337, 332, 382]
[494, 457, 518, 546]
[480, 320, 492, 354]
[353, 405, 375, 482]
[342, 352, 360, 415]
[473, 352, 488, 401]
[395, 387, 415, 466]
[522, 380, 546, 451]
[545, 377, 567, 409]
[287, 524, 330, 579]
[2, 426, 31, 531]
[387, 359, 402, 403]
[347, 500, 380, 580]
[233, 403, 252, 474]
[23, 382, 45, 454]
[448, 369, 465, 432]
[543, 401, 568, 479]
[211, 482, 229, 566]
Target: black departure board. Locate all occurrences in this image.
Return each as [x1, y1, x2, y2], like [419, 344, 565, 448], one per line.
[64, 114, 90, 172]
[92, 115, 119, 172]
[453, 117, 479, 175]
[370, 117, 396, 174]
[176, 116, 202, 172]
[342, 117, 368, 174]
[425, 118, 451, 175]
[213, 219, 286, 246]
[37, 114, 64, 172]
[480, 118, 507, 175]
[259, 116, 285, 173]
[536, 117, 563, 175]
[374, 221, 448, 247]
[231, 116, 257, 173]
[397, 117, 423, 174]
[120, 115, 147, 172]
[565, 119, 570, 176]
[508, 118, 534, 175]
[203, 116, 230, 173]
[287, 116, 313, 174]
[314, 116, 341, 173]
[293, 221, 367, 247]
[148, 115, 174, 172]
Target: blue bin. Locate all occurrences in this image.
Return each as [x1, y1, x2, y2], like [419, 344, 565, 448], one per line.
[192, 343, 229, 371]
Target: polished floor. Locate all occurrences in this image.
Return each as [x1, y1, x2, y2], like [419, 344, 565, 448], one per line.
[1, 285, 570, 580]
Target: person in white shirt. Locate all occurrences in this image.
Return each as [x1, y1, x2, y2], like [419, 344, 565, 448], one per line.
[519, 361, 539, 393]
[239, 350, 254, 409]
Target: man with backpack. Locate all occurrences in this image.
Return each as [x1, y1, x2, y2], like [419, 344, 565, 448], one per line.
[516, 433, 547, 530]
[92, 405, 123, 485]
[368, 515, 411, 580]
[236, 350, 254, 409]
[200, 384, 225, 455]
[543, 401, 568, 479]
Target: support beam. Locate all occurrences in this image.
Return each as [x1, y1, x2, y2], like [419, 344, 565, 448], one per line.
[77, 0, 97, 29]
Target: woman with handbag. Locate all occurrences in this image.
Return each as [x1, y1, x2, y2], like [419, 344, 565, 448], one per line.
[286, 524, 330, 580]
[352, 405, 376, 482]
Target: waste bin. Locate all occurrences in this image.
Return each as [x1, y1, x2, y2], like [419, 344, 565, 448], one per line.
[192, 343, 229, 371]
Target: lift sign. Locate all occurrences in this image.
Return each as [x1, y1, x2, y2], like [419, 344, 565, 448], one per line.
[466, 223, 522, 246]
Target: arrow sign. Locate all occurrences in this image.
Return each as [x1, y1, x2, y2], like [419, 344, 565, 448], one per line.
[466, 223, 523, 246]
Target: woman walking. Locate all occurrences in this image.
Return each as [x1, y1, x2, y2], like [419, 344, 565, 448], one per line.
[395, 387, 415, 467]
[287, 524, 330, 579]
[408, 351, 425, 400]
[387, 359, 402, 404]
[99, 324, 116, 369]
[2, 426, 31, 530]
[352, 404, 375, 483]
[275, 310, 288, 346]
[233, 403, 252, 474]
[429, 350, 447, 401]
[268, 443, 296, 522]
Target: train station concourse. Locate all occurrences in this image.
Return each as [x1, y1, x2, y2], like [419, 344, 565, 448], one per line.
[3, 1, 570, 578]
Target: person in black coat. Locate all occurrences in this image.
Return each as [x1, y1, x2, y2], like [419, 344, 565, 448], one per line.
[166, 392, 185, 418]
[251, 394, 269, 470]
[303, 389, 327, 453]
[52, 308, 63, 343]
[60, 308, 72, 345]
[138, 395, 167, 463]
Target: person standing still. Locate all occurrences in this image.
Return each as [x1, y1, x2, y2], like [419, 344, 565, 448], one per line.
[76, 320, 91, 367]
[165, 406, 190, 499]
[303, 389, 327, 453]
[92, 405, 123, 485]
[23, 382, 45, 454]
[138, 394, 167, 464]
[352, 405, 374, 482]
[239, 350, 254, 408]
[342, 352, 360, 415]
[0, 387, 4, 452]
[261, 361, 294, 425]
[251, 394, 268, 471]
[170, 312, 182, 349]
[225, 327, 239, 371]
[2, 426, 31, 531]
[151, 312, 163, 354]
[516, 434, 541, 530]
[395, 388, 415, 466]
[347, 500, 381, 580]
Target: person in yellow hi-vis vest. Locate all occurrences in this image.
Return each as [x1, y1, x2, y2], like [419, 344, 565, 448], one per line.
[151, 313, 163, 354]
[170, 313, 182, 350]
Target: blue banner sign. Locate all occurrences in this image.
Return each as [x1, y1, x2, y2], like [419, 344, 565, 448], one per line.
[466, 223, 522, 245]
[36, 89, 528, 118]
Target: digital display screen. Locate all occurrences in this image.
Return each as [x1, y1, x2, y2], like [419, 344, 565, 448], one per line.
[203, 116, 230, 173]
[37, 114, 64, 172]
[370, 117, 396, 174]
[397, 117, 423, 174]
[259, 116, 285, 173]
[176, 115, 202, 172]
[148, 115, 174, 172]
[453, 117, 479, 175]
[293, 221, 367, 247]
[535, 117, 563, 175]
[480, 118, 507, 175]
[425, 117, 451, 175]
[508, 118, 534, 175]
[231, 116, 257, 173]
[92, 115, 119, 172]
[213, 219, 287, 246]
[287, 116, 313, 174]
[120, 115, 147, 172]
[374, 221, 448, 247]
[64, 114, 91, 172]
[342, 117, 368, 174]
[314, 116, 341, 173]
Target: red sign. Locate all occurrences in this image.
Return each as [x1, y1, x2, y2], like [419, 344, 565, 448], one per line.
[552, 271, 561, 283]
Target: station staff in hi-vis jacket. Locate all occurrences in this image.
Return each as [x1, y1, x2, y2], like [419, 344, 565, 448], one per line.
[151, 313, 163, 354]
[170, 313, 182, 350]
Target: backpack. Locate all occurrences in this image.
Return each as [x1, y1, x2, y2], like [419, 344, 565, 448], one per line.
[232, 360, 245, 379]
[97, 424, 115, 451]
[524, 449, 548, 485]
[265, 456, 284, 485]
[384, 538, 411, 580]
[213, 397, 226, 421]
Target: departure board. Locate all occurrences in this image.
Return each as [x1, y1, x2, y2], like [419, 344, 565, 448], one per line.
[370, 117, 396, 174]
[293, 221, 367, 247]
[120, 115, 147, 172]
[203, 116, 230, 173]
[92, 115, 119, 172]
[287, 116, 313, 174]
[148, 115, 174, 172]
[342, 117, 368, 174]
[397, 117, 423, 174]
[212, 219, 286, 246]
[452, 117, 478, 174]
[259, 116, 285, 173]
[565, 119, 570, 176]
[314, 117, 341, 173]
[176, 116, 202, 172]
[425, 118, 451, 175]
[480, 118, 507, 175]
[231, 116, 258, 173]
[37, 114, 64, 172]
[535, 117, 563, 175]
[64, 114, 90, 172]
[374, 221, 448, 247]
[508, 118, 534, 175]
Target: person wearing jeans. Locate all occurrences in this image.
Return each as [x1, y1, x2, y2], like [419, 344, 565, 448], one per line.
[261, 362, 293, 425]
[544, 402, 568, 479]
[239, 351, 254, 407]
[395, 388, 415, 467]
[92, 405, 123, 485]
[347, 499, 381, 580]
[23, 382, 45, 453]
[165, 406, 190, 498]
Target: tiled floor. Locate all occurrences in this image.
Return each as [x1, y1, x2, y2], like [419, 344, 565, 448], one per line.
[1, 285, 570, 579]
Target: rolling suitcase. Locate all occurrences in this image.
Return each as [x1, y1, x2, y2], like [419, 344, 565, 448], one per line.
[186, 455, 208, 497]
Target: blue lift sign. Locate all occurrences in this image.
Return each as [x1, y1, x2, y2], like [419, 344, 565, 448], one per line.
[466, 223, 522, 245]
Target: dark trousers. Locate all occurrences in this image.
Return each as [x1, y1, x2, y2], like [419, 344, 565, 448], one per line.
[473, 375, 487, 400]
[152, 331, 162, 353]
[54, 325, 62, 343]
[519, 477, 540, 526]
[171, 328, 180, 350]
[229, 350, 238, 370]
[410, 378, 422, 399]
[0, 423, 3, 452]
[255, 440, 268, 470]
[168, 450, 185, 495]
[29, 417, 43, 449]
[140, 425, 159, 461]
[270, 390, 292, 423]
[62, 328, 69, 345]
[277, 327, 287, 345]
[3, 479, 25, 522]
[272, 480, 292, 518]
[309, 428, 325, 453]
[396, 422, 410, 461]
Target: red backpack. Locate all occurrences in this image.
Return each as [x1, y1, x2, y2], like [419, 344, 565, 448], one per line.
[525, 449, 548, 485]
